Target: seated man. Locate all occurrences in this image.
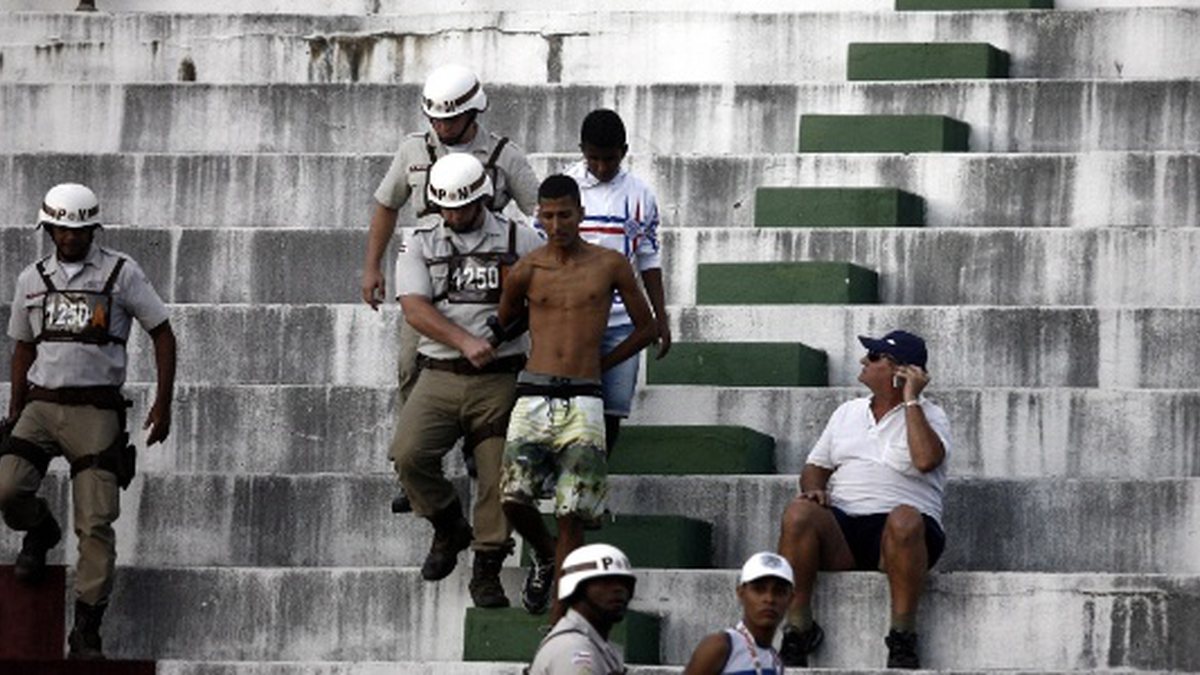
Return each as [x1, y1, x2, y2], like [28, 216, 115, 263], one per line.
[683, 552, 794, 675]
[496, 175, 656, 617]
[777, 330, 951, 669]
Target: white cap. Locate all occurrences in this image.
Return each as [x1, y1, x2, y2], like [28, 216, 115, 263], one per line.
[739, 552, 794, 586]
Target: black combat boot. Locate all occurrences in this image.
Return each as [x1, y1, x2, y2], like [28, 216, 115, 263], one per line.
[420, 499, 472, 581]
[67, 600, 107, 660]
[469, 550, 510, 608]
[14, 515, 62, 584]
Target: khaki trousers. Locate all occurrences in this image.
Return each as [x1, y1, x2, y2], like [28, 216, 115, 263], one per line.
[389, 367, 515, 552]
[0, 401, 121, 606]
[396, 319, 421, 412]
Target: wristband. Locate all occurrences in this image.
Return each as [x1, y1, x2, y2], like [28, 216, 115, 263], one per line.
[903, 399, 920, 408]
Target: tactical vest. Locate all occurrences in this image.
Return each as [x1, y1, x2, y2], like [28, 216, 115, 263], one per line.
[428, 220, 518, 305]
[417, 135, 511, 217]
[35, 257, 126, 346]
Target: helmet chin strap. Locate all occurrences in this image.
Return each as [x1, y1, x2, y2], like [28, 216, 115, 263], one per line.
[438, 111, 479, 146]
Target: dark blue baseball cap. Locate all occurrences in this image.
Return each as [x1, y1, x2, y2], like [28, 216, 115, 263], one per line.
[858, 330, 927, 368]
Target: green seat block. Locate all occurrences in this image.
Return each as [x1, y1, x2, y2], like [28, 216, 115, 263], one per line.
[463, 607, 661, 664]
[697, 262, 879, 305]
[897, 0, 1052, 8]
[755, 187, 925, 227]
[848, 43, 1010, 80]
[610, 425, 776, 474]
[799, 115, 970, 153]
[647, 342, 827, 387]
[525, 514, 713, 569]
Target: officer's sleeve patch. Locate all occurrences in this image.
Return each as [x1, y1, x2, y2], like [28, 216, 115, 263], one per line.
[571, 650, 594, 667]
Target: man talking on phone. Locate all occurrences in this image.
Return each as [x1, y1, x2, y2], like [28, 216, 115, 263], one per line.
[775, 330, 950, 670]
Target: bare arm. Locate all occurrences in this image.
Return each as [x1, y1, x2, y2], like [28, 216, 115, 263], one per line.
[682, 633, 731, 675]
[798, 463, 835, 507]
[399, 294, 496, 368]
[639, 267, 672, 359]
[8, 340, 36, 419]
[361, 202, 399, 310]
[496, 259, 532, 329]
[601, 257, 657, 372]
[896, 364, 945, 472]
[143, 321, 176, 445]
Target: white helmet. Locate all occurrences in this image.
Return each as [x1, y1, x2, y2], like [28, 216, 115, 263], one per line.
[422, 64, 488, 119]
[427, 154, 494, 209]
[37, 183, 101, 229]
[558, 543, 636, 601]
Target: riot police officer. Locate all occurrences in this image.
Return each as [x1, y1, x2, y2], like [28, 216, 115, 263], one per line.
[1, 183, 177, 659]
[391, 154, 543, 607]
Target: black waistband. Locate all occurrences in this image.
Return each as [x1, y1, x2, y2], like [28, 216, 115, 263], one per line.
[417, 353, 526, 375]
[516, 380, 604, 400]
[27, 386, 128, 411]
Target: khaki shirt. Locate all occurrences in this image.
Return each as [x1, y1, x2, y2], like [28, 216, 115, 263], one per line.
[373, 122, 540, 227]
[528, 609, 626, 675]
[7, 244, 170, 388]
[395, 210, 544, 360]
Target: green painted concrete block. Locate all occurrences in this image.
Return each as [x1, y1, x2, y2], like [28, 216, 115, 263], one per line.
[463, 607, 661, 664]
[799, 115, 971, 153]
[610, 425, 776, 474]
[647, 342, 828, 387]
[697, 262, 879, 305]
[755, 187, 925, 227]
[897, 0, 1052, 8]
[848, 43, 1010, 80]
[525, 514, 713, 569]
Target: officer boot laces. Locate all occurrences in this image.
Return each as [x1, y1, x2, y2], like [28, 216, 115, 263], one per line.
[469, 550, 511, 608]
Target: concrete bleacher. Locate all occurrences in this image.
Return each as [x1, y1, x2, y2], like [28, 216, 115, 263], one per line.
[1, 0, 1198, 672]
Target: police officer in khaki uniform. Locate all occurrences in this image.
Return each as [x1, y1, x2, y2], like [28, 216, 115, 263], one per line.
[360, 64, 540, 512]
[1, 183, 176, 659]
[393, 153, 543, 607]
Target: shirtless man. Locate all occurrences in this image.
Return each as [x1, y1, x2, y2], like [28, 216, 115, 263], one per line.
[496, 174, 657, 618]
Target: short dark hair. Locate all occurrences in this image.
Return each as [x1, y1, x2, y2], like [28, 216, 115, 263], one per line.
[538, 174, 582, 207]
[580, 109, 627, 148]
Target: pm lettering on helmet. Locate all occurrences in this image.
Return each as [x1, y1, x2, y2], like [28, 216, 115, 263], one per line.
[601, 556, 614, 570]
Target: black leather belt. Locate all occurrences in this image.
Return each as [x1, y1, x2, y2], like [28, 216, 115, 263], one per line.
[417, 353, 526, 375]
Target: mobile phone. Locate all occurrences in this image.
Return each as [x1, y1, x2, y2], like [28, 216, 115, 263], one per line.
[893, 374, 905, 389]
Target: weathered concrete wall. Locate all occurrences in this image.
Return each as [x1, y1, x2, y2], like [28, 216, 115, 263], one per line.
[4, 81, 1200, 154]
[3, 10, 1199, 83]
[87, 567, 1200, 668]
[5, 152, 1199, 227]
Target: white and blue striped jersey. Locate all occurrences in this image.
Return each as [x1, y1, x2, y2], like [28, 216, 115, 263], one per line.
[721, 626, 784, 675]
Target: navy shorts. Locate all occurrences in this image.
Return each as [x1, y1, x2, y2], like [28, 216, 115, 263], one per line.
[832, 507, 946, 571]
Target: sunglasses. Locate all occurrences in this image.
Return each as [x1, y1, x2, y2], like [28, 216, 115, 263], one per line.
[866, 351, 900, 364]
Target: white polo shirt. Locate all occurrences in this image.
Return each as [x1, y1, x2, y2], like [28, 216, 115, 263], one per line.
[806, 396, 952, 525]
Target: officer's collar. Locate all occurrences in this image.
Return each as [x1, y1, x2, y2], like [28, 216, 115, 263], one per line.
[439, 209, 503, 244]
[44, 243, 102, 275]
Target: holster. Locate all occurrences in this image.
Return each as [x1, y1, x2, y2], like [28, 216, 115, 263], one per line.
[70, 433, 136, 490]
[461, 417, 511, 479]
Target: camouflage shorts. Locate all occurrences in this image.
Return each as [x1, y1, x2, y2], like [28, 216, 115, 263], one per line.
[500, 393, 608, 521]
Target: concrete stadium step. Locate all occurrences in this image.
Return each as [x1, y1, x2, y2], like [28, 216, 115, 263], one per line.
[6, 152, 1197, 228]
[695, 262, 879, 305]
[463, 607, 661, 664]
[647, 342, 829, 387]
[663, 227, 1200, 307]
[755, 187, 926, 226]
[5, 303, 1200, 387]
[5, 383, 1191, 479]
[157, 665, 682, 675]
[72, 566, 1200, 668]
[800, 114, 972, 153]
[847, 42, 1010, 80]
[3, 473, 1196, 572]
[4, 9, 1198, 83]
[611, 425, 776, 475]
[5, 81, 1200, 154]
[899, 0, 1051, 7]
[8, 225, 1200, 308]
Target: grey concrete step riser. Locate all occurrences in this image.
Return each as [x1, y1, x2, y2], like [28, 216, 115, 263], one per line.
[8, 226, 1200, 307]
[85, 568, 1200, 668]
[5, 82, 1200, 154]
[152, 665, 1173, 675]
[4, 385, 1195, 479]
[5, 153, 1197, 228]
[0, 473, 1196, 572]
[1, 384, 1195, 479]
[663, 227, 1200, 307]
[4, 10, 1200, 82]
[3, 304, 1195, 386]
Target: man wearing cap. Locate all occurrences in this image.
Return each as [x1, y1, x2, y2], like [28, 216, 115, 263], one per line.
[777, 330, 950, 669]
[1, 183, 177, 659]
[391, 154, 544, 608]
[528, 542, 636, 675]
[684, 552, 794, 674]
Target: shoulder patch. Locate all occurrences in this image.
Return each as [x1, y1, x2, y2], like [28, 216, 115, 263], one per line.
[570, 650, 594, 666]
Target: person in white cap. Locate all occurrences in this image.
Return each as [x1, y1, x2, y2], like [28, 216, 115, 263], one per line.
[1, 183, 177, 659]
[528, 543, 636, 675]
[683, 552, 794, 675]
